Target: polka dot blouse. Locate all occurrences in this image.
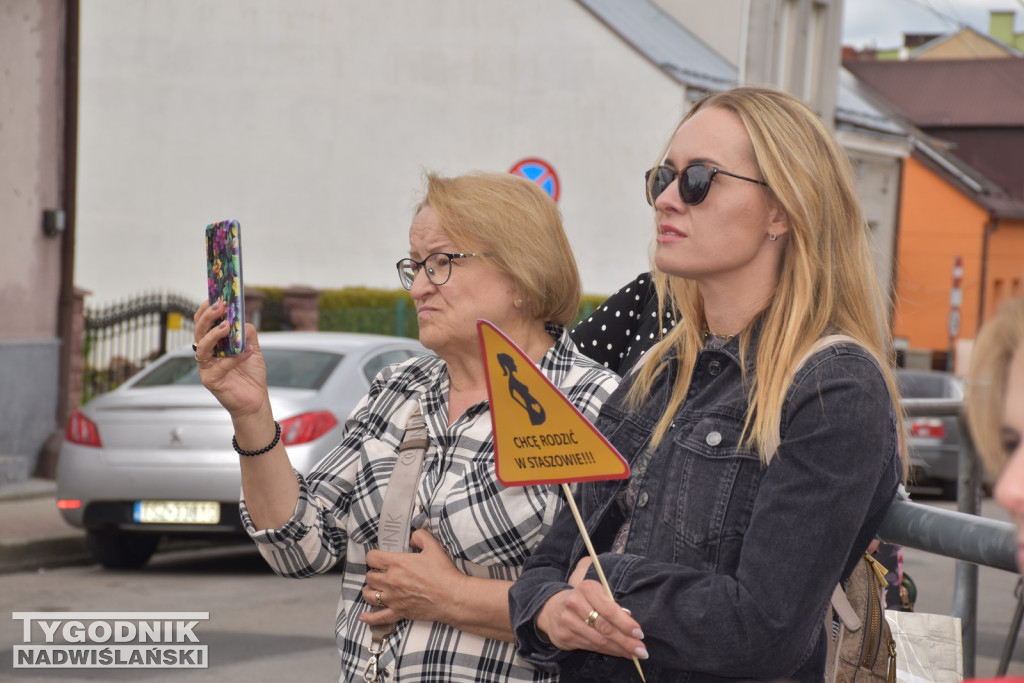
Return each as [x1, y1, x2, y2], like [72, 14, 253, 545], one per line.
[570, 272, 677, 375]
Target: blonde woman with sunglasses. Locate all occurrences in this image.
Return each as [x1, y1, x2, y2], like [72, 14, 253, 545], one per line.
[510, 87, 907, 682]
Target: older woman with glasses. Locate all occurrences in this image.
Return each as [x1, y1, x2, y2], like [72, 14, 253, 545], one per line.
[509, 86, 906, 682]
[193, 171, 620, 682]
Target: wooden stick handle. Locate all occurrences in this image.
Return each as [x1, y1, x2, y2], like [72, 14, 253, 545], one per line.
[561, 483, 646, 681]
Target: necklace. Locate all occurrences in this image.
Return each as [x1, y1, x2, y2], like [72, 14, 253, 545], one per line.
[701, 323, 735, 343]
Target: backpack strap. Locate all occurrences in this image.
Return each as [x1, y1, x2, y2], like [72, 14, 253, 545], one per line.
[802, 337, 892, 681]
[784, 335, 866, 677]
[830, 583, 862, 631]
[825, 557, 868, 679]
[794, 334, 861, 372]
[825, 581, 863, 679]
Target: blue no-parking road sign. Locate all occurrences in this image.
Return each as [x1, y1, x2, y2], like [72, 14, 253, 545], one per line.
[509, 158, 560, 202]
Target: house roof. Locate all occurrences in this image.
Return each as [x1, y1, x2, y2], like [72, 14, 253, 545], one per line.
[835, 68, 907, 137]
[844, 58, 1024, 127]
[910, 25, 1023, 60]
[576, 0, 905, 138]
[575, 0, 736, 92]
[912, 138, 1024, 220]
[840, 65, 1024, 219]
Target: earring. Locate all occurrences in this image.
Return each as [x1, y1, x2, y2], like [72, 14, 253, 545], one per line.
[768, 232, 778, 242]
[514, 297, 523, 308]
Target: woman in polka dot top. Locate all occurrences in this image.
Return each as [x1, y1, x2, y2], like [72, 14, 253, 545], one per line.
[571, 272, 676, 375]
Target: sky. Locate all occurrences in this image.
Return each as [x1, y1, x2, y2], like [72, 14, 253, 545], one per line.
[842, 0, 1024, 49]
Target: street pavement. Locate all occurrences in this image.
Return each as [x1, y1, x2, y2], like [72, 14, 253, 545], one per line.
[0, 479, 90, 575]
[1, 479, 1023, 675]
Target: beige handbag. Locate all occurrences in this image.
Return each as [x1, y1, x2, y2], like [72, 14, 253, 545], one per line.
[825, 553, 897, 682]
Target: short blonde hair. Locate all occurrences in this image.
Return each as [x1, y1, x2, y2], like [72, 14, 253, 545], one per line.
[966, 297, 1024, 474]
[419, 171, 581, 326]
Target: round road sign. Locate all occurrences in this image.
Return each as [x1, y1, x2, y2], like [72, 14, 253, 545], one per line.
[510, 158, 560, 202]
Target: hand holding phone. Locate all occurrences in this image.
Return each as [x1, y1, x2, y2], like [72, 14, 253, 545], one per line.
[205, 219, 245, 356]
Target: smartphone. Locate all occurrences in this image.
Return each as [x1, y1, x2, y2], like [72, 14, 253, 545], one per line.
[205, 219, 245, 356]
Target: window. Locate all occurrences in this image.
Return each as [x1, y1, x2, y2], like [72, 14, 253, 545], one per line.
[133, 349, 343, 390]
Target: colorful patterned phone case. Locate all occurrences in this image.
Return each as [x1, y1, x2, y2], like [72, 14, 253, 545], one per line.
[205, 219, 245, 356]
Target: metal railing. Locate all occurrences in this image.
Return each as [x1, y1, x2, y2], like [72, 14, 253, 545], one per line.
[878, 397, 1019, 676]
[82, 292, 198, 402]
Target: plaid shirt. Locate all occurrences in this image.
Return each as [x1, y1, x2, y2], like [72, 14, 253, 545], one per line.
[241, 325, 620, 682]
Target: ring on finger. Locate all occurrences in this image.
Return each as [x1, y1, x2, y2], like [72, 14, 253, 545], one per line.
[375, 590, 386, 608]
[584, 609, 599, 628]
[195, 353, 213, 364]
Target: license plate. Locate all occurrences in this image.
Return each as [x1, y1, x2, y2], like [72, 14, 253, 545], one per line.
[133, 500, 221, 525]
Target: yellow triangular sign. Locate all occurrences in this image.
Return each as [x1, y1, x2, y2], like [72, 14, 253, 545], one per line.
[477, 320, 630, 486]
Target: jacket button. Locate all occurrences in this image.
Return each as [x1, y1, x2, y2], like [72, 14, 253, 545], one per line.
[706, 431, 723, 446]
[637, 491, 649, 507]
[708, 360, 722, 375]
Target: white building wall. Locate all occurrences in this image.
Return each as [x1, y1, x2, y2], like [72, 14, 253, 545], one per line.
[76, 0, 688, 303]
[838, 130, 912, 312]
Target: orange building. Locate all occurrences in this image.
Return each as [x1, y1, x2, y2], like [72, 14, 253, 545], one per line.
[846, 56, 1024, 369]
[893, 153, 1024, 368]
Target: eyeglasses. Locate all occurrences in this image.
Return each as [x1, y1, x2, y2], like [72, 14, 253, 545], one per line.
[645, 163, 768, 206]
[395, 252, 478, 290]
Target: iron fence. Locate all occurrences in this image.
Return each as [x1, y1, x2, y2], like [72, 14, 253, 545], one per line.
[82, 292, 199, 402]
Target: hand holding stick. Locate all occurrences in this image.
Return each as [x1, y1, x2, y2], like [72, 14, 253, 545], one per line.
[560, 483, 646, 681]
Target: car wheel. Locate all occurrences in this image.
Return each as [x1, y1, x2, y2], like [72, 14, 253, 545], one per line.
[86, 530, 160, 569]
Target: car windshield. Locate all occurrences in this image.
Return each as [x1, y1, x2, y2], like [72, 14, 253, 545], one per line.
[132, 349, 343, 390]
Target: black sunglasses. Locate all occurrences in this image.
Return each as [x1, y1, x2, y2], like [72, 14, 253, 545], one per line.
[645, 163, 768, 206]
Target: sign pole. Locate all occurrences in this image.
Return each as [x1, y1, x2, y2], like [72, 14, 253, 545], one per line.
[561, 483, 646, 681]
[477, 320, 642, 679]
[948, 255, 963, 372]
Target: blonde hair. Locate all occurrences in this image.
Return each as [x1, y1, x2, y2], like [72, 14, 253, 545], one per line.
[632, 87, 906, 475]
[966, 297, 1024, 474]
[419, 171, 581, 326]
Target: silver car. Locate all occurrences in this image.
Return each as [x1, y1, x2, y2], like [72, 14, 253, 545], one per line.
[56, 331, 428, 569]
[897, 368, 966, 499]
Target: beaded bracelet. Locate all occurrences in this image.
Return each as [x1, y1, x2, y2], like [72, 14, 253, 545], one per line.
[232, 421, 282, 457]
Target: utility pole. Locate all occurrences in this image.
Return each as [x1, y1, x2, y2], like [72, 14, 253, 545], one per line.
[948, 255, 963, 372]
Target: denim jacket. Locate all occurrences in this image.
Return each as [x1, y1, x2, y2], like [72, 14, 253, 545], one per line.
[509, 332, 901, 682]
